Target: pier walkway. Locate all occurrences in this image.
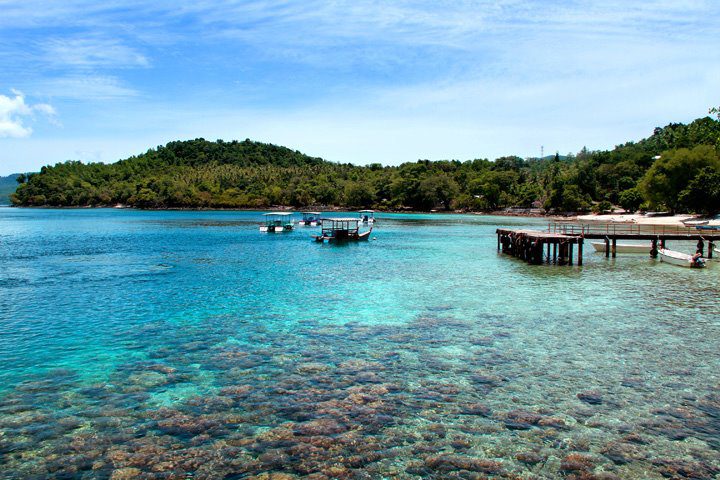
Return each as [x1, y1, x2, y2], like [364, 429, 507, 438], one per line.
[497, 222, 720, 266]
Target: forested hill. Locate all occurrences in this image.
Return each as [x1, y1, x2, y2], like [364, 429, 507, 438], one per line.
[0, 174, 20, 205]
[10, 114, 720, 213]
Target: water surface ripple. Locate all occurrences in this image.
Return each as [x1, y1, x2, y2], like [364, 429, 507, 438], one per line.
[0, 209, 719, 479]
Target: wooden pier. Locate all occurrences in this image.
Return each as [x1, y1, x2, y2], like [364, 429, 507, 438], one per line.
[497, 223, 720, 266]
[497, 229, 584, 265]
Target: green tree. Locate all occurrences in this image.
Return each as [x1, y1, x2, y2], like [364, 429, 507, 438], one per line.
[678, 167, 720, 214]
[618, 187, 643, 213]
[639, 145, 720, 212]
[344, 181, 375, 208]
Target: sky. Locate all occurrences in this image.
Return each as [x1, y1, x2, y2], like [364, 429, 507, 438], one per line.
[1, 0, 719, 175]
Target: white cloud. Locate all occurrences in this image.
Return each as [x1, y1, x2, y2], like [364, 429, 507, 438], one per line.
[0, 90, 56, 138]
[36, 75, 139, 100]
[43, 37, 149, 68]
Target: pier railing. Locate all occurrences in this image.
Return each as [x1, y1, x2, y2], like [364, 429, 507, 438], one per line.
[547, 222, 696, 237]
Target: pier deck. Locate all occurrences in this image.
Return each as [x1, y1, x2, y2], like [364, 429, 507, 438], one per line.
[497, 222, 720, 265]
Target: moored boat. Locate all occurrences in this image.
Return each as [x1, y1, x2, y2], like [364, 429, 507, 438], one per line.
[298, 211, 321, 227]
[659, 248, 706, 268]
[590, 241, 650, 254]
[683, 219, 709, 226]
[260, 212, 294, 232]
[358, 210, 376, 224]
[314, 218, 372, 243]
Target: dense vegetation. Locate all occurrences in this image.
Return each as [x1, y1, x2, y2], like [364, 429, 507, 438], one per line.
[11, 111, 720, 214]
[0, 174, 20, 205]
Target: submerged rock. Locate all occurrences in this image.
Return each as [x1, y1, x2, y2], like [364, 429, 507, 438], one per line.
[577, 391, 604, 405]
[503, 409, 542, 430]
[424, 454, 504, 474]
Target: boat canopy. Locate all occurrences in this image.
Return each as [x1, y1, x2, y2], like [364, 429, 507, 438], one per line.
[302, 211, 321, 215]
[322, 217, 360, 223]
[264, 212, 293, 216]
[358, 210, 375, 213]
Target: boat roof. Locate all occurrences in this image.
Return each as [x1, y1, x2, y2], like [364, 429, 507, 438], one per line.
[302, 211, 321, 215]
[264, 212, 292, 216]
[358, 210, 375, 213]
[321, 217, 360, 222]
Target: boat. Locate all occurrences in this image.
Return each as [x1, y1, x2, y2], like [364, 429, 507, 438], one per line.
[297, 211, 321, 227]
[590, 241, 650, 254]
[659, 248, 706, 268]
[259, 212, 294, 232]
[682, 219, 709, 226]
[358, 210, 376, 224]
[313, 218, 372, 243]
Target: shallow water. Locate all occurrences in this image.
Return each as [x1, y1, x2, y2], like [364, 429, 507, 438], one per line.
[0, 208, 719, 479]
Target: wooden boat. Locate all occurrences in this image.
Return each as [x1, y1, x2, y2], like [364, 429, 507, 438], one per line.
[314, 218, 372, 243]
[358, 210, 376, 224]
[659, 248, 706, 268]
[297, 211, 321, 227]
[590, 241, 649, 254]
[259, 212, 294, 232]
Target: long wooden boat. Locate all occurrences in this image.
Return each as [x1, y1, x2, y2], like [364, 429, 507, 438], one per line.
[590, 241, 649, 254]
[659, 248, 706, 268]
[314, 218, 372, 243]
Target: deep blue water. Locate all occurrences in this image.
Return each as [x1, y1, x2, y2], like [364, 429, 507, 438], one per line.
[0, 208, 719, 479]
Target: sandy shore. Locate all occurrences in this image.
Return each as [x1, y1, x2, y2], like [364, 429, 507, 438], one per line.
[576, 213, 720, 227]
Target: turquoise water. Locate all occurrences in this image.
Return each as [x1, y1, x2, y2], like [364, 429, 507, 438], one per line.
[0, 208, 719, 479]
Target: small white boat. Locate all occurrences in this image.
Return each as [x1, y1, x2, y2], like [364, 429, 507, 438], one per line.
[358, 210, 376, 224]
[682, 219, 709, 226]
[591, 241, 649, 254]
[659, 248, 706, 268]
[297, 211, 321, 227]
[260, 212, 294, 232]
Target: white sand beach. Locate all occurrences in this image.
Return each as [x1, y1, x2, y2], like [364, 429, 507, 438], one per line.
[576, 213, 720, 227]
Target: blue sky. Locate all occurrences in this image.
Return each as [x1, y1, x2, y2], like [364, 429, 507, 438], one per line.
[1, 0, 719, 175]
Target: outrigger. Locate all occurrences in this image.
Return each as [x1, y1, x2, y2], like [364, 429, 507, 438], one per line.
[298, 211, 321, 227]
[314, 218, 372, 243]
[260, 212, 294, 232]
[358, 210, 376, 224]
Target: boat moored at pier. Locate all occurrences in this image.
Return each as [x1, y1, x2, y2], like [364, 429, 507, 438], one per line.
[659, 248, 706, 268]
[590, 242, 650, 254]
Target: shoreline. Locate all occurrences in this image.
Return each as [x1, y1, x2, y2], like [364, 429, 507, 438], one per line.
[6, 204, 718, 227]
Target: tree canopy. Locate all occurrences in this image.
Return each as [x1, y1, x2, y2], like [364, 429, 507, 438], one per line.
[10, 114, 720, 213]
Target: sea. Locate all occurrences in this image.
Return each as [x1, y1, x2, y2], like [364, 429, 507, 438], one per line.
[0, 208, 718, 479]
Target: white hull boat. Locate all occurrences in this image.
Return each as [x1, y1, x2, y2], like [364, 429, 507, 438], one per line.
[659, 248, 706, 268]
[591, 241, 649, 254]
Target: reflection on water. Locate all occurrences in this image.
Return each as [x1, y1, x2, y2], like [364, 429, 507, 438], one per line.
[0, 209, 718, 478]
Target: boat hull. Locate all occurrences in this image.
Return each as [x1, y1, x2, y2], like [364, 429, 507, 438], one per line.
[314, 229, 372, 243]
[590, 242, 649, 254]
[659, 249, 706, 268]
